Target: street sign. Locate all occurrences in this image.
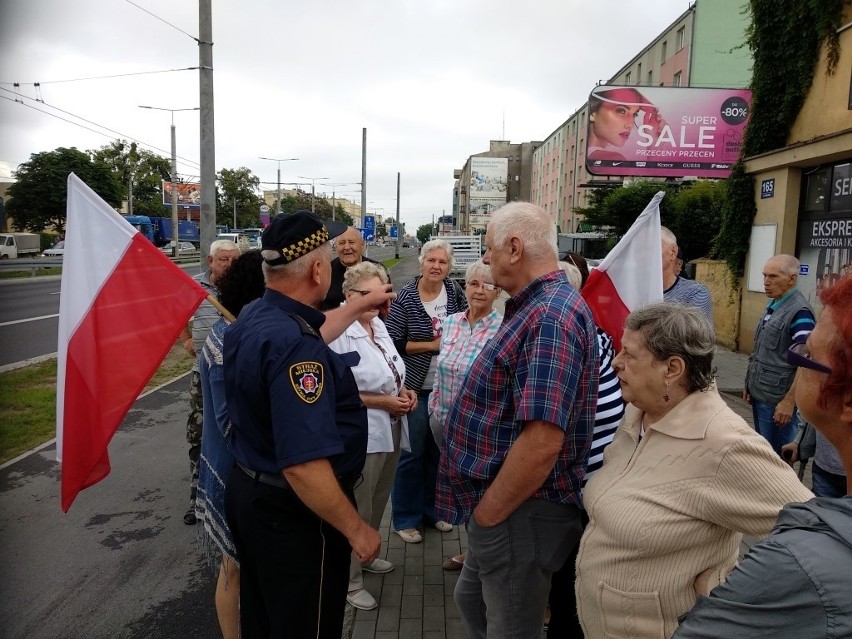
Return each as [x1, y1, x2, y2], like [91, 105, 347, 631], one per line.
[390, 226, 398, 239]
[364, 215, 375, 231]
[357, 227, 374, 242]
[260, 204, 270, 213]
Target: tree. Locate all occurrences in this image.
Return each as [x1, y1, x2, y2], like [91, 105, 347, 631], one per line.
[576, 181, 676, 238]
[217, 167, 263, 228]
[6, 147, 122, 232]
[668, 180, 725, 260]
[416, 223, 433, 245]
[91, 140, 171, 217]
[278, 191, 354, 226]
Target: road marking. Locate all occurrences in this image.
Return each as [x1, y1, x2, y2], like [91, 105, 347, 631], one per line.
[0, 313, 59, 327]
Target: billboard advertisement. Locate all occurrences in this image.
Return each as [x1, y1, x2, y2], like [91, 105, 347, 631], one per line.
[469, 157, 508, 231]
[585, 86, 752, 179]
[162, 181, 201, 208]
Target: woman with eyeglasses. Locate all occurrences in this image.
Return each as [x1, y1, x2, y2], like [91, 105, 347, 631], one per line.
[673, 277, 852, 638]
[327, 261, 417, 612]
[428, 260, 503, 571]
[575, 302, 812, 639]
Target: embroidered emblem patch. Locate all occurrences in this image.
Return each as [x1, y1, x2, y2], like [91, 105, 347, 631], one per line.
[289, 361, 324, 403]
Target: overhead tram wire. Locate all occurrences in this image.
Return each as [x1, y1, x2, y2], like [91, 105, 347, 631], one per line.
[0, 88, 201, 172]
[123, 0, 200, 43]
[0, 67, 199, 87]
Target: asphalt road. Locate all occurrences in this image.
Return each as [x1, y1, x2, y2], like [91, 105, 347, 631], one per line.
[0, 249, 416, 369]
[0, 253, 423, 639]
[0, 376, 219, 639]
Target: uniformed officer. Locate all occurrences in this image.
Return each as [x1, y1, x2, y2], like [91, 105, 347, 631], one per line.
[223, 211, 394, 638]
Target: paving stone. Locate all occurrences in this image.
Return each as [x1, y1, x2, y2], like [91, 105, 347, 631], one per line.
[375, 606, 400, 633]
[400, 594, 422, 619]
[422, 606, 445, 632]
[398, 618, 422, 638]
[423, 565, 444, 584]
[423, 584, 444, 607]
[445, 595, 461, 618]
[351, 619, 377, 639]
[403, 574, 423, 596]
[445, 617, 469, 639]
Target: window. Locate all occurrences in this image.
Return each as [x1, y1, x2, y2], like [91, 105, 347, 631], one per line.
[676, 27, 685, 50]
[637, 63, 642, 83]
[625, 71, 632, 84]
[648, 70, 653, 84]
[661, 40, 667, 61]
[673, 71, 682, 87]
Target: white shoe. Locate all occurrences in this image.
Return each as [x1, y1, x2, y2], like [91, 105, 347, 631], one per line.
[347, 588, 378, 611]
[433, 520, 453, 532]
[394, 528, 423, 543]
[363, 558, 394, 574]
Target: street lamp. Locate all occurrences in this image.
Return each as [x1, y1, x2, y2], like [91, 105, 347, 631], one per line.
[297, 176, 330, 215]
[259, 157, 299, 215]
[139, 105, 199, 257]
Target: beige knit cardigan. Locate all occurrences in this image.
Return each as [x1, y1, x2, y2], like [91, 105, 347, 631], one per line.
[575, 385, 813, 639]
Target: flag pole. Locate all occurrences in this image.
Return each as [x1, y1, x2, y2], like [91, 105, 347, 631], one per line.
[206, 294, 236, 323]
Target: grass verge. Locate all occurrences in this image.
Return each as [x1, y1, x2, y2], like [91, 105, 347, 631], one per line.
[0, 344, 193, 464]
[0, 267, 63, 279]
[382, 258, 403, 269]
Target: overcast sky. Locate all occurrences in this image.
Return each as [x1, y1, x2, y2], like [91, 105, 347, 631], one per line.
[0, 0, 692, 229]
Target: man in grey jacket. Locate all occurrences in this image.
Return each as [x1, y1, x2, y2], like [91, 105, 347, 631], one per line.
[744, 254, 815, 455]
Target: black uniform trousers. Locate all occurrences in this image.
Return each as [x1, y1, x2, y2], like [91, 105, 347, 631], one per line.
[225, 467, 352, 639]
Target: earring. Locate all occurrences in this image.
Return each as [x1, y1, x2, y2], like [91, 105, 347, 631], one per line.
[663, 380, 670, 405]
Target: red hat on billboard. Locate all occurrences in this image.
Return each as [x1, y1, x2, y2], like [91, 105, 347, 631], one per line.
[591, 87, 654, 108]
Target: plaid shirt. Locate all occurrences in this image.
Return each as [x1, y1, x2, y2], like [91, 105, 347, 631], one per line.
[436, 271, 598, 525]
[429, 309, 503, 427]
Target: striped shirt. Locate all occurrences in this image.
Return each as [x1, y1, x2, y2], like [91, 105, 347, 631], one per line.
[436, 271, 598, 525]
[663, 276, 713, 329]
[190, 269, 220, 372]
[429, 309, 503, 427]
[385, 276, 467, 392]
[584, 329, 625, 485]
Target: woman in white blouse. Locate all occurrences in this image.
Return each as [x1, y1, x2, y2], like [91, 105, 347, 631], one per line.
[328, 261, 418, 612]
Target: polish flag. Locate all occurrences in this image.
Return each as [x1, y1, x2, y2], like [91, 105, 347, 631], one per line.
[582, 191, 665, 352]
[57, 173, 209, 512]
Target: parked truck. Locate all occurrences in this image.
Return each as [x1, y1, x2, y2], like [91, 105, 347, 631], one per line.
[0, 232, 41, 259]
[433, 234, 482, 282]
[123, 216, 201, 248]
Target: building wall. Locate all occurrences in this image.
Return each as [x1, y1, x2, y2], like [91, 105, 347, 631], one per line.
[737, 8, 852, 352]
[691, 0, 751, 87]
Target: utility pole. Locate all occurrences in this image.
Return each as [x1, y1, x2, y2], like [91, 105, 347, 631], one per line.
[297, 176, 329, 215]
[128, 175, 133, 215]
[331, 191, 335, 221]
[233, 196, 237, 229]
[361, 128, 367, 228]
[199, 0, 216, 259]
[139, 105, 198, 257]
[260, 157, 298, 215]
[395, 172, 400, 259]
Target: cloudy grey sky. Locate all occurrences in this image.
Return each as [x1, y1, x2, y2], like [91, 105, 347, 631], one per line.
[1, 0, 692, 229]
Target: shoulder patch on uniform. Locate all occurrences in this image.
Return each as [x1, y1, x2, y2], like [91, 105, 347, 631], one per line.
[289, 361, 324, 403]
[293, 314, 321, 339]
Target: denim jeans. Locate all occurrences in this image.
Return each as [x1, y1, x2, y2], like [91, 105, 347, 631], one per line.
[752, 399, 797, 456]
[455, 500, 582, 639]
[811, 462, 847, 498]
[391, 391, 440, 530]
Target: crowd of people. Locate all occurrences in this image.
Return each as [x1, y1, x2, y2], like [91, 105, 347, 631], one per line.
[180, 206, 849, 639]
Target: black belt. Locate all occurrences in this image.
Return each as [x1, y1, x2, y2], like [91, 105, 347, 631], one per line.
[236, 462, 361, 493]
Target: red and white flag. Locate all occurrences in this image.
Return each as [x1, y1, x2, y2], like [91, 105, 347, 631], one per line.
[582, 191, 665, 352]
[57, 173, 208, 512]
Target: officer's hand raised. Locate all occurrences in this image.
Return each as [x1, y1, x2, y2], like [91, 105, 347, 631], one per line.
[353, 283, 396, 317]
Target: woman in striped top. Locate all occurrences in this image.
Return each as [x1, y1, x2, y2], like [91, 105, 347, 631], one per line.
[385, 239, 467, 543]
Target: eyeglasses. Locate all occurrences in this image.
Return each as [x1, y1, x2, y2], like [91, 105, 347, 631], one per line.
[786, 342, 832, 375]
[466, 281, 497, 292]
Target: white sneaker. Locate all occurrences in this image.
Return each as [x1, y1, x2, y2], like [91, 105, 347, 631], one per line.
[433, 520, 453, 532]
[346, 588, 378, 611]
[363, 558, 394, 574]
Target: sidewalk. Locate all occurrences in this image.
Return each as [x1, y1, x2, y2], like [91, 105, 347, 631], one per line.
[344, 258, 797, 638]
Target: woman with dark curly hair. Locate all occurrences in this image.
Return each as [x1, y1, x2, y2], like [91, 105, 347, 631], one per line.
[195, 249, 265, 639]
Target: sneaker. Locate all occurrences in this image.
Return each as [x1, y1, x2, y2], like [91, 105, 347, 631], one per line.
[363, 558, 394, 574]
[346, 588, 378, 611]
[393, 528, 423, 543]
[183, 508, 197, 525]
[433, 520, 453, 532]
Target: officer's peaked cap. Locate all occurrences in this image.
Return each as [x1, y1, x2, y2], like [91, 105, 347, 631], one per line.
[261, 210, 347, 266]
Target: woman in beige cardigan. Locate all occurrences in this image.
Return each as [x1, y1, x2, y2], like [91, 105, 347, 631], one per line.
[575, 303, 812, 639]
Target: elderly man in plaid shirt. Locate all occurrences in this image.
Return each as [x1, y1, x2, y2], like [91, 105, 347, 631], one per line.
[436, 202, 599, 638]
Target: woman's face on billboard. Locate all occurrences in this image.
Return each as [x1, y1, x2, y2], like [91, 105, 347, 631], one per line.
[591, 102, 640, 147]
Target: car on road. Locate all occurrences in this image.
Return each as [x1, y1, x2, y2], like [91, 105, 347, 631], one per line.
[159, 241, 198, 257]
[402, 241, 410, 248]
[42, 241, 65, 257]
